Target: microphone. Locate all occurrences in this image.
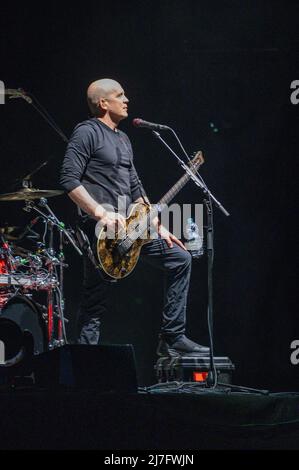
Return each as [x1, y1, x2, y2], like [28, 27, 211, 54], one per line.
[3, 88, 32, 104]
[132, 118, 170, 131]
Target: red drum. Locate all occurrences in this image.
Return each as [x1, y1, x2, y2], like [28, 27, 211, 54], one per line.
[0, 254, 10, 308]
[0, 259, 7, 274]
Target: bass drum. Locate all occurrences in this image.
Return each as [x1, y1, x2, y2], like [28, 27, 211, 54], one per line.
[0, 296, 47, 355]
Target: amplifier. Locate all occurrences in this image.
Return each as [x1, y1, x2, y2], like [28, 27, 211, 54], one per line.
[155, 355, 235, 384]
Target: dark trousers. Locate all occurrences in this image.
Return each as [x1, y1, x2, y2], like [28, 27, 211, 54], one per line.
[78, 238, 192, 345]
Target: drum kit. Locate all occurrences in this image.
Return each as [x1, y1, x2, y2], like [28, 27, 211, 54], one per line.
[0, 183, 82, 358]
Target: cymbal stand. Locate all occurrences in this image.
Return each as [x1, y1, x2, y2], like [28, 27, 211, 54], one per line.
[47, 219, 55, 347]
[23, 198, 82, 349]
[57, 229, 65, 343]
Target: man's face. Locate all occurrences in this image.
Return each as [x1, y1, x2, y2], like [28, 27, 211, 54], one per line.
[103, 85, 129, 122]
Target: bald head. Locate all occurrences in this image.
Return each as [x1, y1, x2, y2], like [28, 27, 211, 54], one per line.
[87, 78, 122, 116]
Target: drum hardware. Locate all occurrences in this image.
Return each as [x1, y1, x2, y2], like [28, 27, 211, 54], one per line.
[0, 226, 19, 234]
[0, 96, 71, 373]
[0, 273, 59, 289]
[0, 193, 81, 356]
[0, 226, 20, 241]
[20, 197, 81, 349]
[24, 198, 82, 256]
[27, 254, 43, 269]
[0, 291, 11, 309]
[0, 234, 18, 273]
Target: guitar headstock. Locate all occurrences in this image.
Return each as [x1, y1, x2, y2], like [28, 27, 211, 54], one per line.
[188, 151, 204, 173]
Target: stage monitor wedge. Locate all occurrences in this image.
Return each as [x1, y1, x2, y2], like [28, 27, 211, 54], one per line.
[34, 344, 138, 393]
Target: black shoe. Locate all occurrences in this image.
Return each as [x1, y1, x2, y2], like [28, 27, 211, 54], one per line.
[157, 335, 210, 357]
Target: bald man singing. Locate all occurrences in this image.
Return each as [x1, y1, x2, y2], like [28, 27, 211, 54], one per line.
[60, 78, 209, 356]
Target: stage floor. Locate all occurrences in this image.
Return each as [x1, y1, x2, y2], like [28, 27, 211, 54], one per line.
[0, 385, 298, 449]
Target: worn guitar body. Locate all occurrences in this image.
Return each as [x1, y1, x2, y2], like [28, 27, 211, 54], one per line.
[96, 151, 204, 280]
[96, 202, 151, 280]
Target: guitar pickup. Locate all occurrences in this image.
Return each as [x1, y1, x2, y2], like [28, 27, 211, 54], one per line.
[116, 237, 132, 256]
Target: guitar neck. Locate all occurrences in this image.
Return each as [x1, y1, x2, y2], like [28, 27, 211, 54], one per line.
[158, 168, 196, 206]
[125, 153, 203, 245]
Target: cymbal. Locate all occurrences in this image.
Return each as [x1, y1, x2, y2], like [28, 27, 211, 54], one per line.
[0, 226, 20, 240]
[0, 188, 64, 201]
[0, 226, 19, 234]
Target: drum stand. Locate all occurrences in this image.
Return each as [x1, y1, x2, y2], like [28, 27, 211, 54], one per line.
[24, 197, 82, 349]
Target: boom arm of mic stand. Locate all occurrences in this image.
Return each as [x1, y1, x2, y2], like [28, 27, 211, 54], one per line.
[11, 89, 69, 188]
[152, 131, 230, 216]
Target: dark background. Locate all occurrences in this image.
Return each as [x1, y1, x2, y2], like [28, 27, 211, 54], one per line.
[0, 1, 298, 389]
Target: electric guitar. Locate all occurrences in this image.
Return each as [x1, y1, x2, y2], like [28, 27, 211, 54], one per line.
[96, 151, 204, 280]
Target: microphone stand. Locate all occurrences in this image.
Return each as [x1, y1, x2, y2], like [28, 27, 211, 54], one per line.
[152, 130, 267, 394]
[152, 130, 228, 388]
[152, 131, 229, 217]
[6, 87, 68, 191]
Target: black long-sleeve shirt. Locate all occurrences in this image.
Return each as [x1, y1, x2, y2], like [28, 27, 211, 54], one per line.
[60, 118, 146, 214]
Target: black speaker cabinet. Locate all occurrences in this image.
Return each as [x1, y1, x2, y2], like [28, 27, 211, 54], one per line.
[34, 344, 138, 393]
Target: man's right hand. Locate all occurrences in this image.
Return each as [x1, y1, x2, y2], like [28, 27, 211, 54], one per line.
[67, 187, 126, 237]
[98, 211, 126, 233]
